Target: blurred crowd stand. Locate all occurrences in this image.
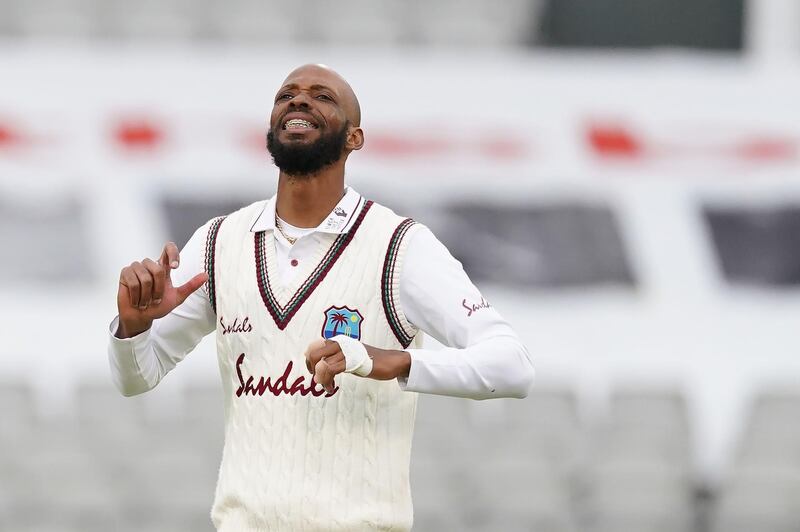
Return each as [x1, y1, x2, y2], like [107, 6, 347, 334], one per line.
[0, 0, 543, 46]
[1, 379, 800, 530]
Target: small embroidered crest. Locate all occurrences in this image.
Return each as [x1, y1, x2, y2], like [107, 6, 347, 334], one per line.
[334, 207, 347, 217]
[322, 305, 363, 340]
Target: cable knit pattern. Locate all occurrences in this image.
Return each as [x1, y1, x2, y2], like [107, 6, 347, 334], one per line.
[362, 379, 379, 527]
[208, 200, 423, 532]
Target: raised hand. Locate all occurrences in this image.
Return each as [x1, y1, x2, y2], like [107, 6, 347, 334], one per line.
[116, 242, 208, 338]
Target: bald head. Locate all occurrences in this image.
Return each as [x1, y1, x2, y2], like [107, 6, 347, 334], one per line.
[281, 64, 361, 126]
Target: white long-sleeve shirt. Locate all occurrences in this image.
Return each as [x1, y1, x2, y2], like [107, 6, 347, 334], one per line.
[108, 187, 534, 400]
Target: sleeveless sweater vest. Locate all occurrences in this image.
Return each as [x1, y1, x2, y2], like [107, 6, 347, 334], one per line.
[204, 197, 423, 531]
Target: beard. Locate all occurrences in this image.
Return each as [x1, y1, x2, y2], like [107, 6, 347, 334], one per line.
[266, 121, 349, 177]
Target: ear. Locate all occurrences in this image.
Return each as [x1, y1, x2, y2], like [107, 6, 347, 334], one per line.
[346, 126, 364, 151]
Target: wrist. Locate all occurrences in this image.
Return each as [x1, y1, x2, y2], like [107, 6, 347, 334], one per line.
[395, 350, 411, 379]
[116, 317, 152, 339]
[364, 345, 411, 380]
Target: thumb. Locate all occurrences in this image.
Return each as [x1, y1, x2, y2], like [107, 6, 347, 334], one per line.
[176, 272, 209, 304]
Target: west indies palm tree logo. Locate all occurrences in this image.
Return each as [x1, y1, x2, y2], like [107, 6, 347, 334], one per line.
[322, 305, 364, 340]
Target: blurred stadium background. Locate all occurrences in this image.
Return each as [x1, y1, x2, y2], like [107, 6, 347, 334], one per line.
[2, 0, 800, 530]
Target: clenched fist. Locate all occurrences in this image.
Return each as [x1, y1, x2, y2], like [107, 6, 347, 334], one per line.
[116, 241, 208, 338]
[304, 338, 412, 394]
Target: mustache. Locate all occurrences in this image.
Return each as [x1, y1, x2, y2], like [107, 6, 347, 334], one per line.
[266, 120, 349, 176]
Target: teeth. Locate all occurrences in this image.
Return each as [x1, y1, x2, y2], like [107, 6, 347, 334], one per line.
[284, 118, 315, 130]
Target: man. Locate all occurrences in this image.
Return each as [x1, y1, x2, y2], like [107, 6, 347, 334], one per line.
[109, 64, 534, 531]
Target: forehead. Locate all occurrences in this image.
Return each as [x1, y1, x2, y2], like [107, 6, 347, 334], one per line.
[279, 67, 346, 94]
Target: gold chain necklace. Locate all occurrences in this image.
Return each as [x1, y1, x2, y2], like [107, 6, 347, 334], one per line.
[275, 216, 297, 245]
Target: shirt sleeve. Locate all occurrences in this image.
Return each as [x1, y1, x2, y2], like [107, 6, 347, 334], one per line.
[107, 222, 217, 396]
[397, 226, 535, 400]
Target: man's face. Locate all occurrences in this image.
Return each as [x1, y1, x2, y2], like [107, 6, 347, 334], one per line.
[266, 68, 353, 176]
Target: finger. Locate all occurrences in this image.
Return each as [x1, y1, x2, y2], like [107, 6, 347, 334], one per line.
[175, 272, 209, 305]
[314, 359, 337, 392]
[131, 262, 154, 309]
[324, 374, 336, 394]
[305, 341, 341, 374]
[120, 267, 141, 308]
[316, 353, 345, 392]
[316, 351, 346, 393]
[322, 352, 346, 374]
[159, 241, 180, 269]
[142, 258, 166, 305]
[304, 338, 327, 373]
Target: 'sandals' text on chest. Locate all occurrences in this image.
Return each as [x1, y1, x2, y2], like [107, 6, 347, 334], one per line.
[235, 353, 338, 398]
[220, 315, 253, 335]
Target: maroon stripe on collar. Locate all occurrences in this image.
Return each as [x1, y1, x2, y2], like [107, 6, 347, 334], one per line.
[255, 200, 374, 330]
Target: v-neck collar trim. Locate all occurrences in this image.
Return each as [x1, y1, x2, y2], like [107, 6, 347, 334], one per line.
[254, 198, 373, 330]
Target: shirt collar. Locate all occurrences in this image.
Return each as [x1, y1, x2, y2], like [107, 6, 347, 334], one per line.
[249, 186, 364, 235]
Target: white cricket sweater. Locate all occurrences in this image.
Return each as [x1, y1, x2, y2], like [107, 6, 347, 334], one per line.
[206, 197, 424, 531]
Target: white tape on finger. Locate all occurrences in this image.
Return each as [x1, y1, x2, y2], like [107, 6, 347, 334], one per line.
[329, 335, 373, 377]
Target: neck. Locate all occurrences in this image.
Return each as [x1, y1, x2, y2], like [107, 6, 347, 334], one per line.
[275, 161, 346, 228]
